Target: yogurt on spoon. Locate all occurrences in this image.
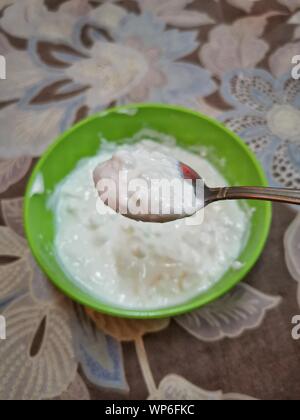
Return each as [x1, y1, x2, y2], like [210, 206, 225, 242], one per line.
[93, 140, 204, 222]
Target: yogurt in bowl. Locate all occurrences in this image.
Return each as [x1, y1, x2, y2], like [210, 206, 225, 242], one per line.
[49, 138, 250, 310]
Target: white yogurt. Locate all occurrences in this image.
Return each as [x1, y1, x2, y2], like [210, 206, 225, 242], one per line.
[50, 139, 250, 310]
[93, 140, 203, 220]
[30, 173, 44, 197]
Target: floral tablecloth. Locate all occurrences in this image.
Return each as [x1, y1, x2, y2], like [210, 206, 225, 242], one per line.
[0, 0, 300, 401]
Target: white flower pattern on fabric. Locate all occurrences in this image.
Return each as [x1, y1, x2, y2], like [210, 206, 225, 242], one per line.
[219, 69, 300, 191]
[175, 284, 281, 342]
[0, 8, 216, 158]
[64, 42, 149, 108]
[201, 14, 275, 79]
[0, 104, 66, 159]
[0, 0, 92, 41]
[0, 201, 128, 400]
[136, 0, 215, 28]
[0, 34, 48, 103]
[267, 104, 300, 142]
[149, 375, 257, 400]
[102, 12, 216, 104]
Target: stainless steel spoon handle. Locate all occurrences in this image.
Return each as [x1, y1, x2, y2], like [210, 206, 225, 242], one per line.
[207, 186, 300, 205]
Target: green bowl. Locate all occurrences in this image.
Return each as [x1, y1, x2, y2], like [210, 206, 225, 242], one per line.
[24, 104, 272, 319]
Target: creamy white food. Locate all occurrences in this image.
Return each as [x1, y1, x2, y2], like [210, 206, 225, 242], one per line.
[50, 139, 250, 310]
[30, 173, 44, 197]
[93, 140, 203, 221]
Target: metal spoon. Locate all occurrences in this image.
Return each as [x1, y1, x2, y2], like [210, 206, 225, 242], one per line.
[94, 161, 300, 223]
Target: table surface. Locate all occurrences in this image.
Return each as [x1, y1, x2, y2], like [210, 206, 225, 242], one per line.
[0, 0, 300, 400]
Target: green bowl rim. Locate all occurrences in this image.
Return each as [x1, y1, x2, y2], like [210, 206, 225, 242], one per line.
[24, 103, 272, 319]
